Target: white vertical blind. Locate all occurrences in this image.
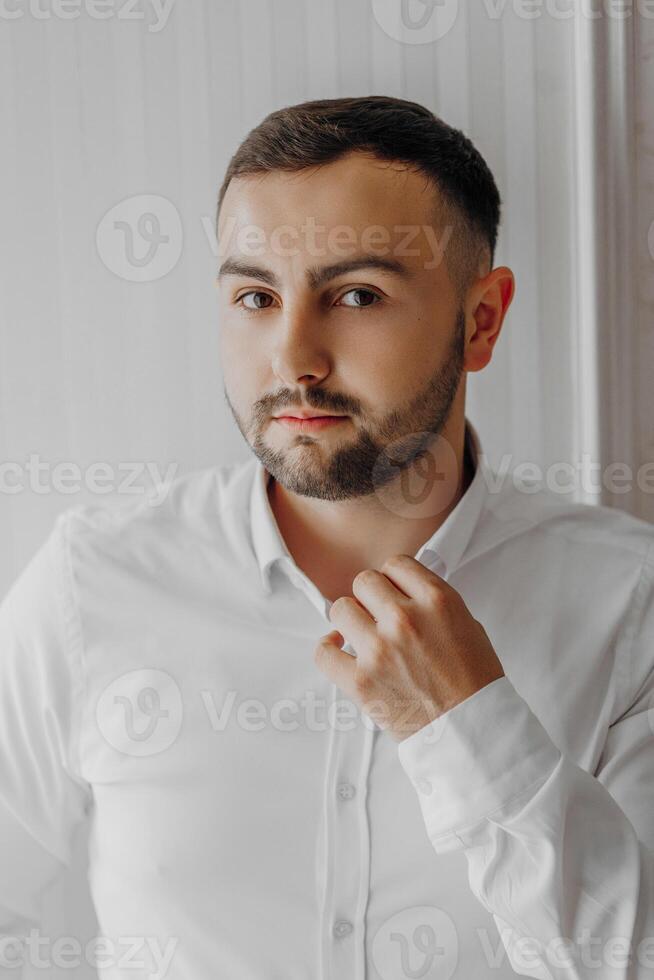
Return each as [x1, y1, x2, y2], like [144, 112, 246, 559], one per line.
[0, 3, 648, 976]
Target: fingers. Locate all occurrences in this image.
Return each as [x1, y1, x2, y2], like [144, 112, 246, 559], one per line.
[379, 554, 458, 606]
[350, 568, 410, 625]
[313, 630, 357, 696]
[328, 594, 377, 647]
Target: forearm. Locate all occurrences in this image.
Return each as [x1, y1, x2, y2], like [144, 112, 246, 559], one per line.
[398, 676, 654, 979]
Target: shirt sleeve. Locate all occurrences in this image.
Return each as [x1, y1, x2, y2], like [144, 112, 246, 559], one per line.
[0, 511, 92, 978]
[397, 544, 654, 980]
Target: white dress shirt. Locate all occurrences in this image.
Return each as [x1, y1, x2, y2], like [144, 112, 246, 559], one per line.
[2, 417, 654, 980]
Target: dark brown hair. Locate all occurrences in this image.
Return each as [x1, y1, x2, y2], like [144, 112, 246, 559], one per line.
[216, 95, 501, 300]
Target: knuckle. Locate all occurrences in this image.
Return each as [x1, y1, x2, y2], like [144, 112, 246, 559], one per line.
[352, 568, 378, 591]
[329, 596, 350, 619]
[386, 603, 414, 632]
[425, 582, 449, 608]
[381, 554, 405, 574]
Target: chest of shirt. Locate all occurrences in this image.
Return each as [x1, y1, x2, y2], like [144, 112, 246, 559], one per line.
[70, 544, 628, 977]
[77, 540, 623, 806]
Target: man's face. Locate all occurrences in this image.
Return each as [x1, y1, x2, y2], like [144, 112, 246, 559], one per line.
[216, 150, 468, 501]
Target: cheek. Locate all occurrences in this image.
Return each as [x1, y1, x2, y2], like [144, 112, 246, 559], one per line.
[220, 322, 254, 374]
[220, 328, 269, 408]
[219, 320, 247, 365]
[342, 329, 412, 404]
[356, 316, 448, 393]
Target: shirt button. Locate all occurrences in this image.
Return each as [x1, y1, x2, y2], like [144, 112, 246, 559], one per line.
[416, 778, 433, 796]
[336, 782, 356, 801]
[333, 920, 354, 939]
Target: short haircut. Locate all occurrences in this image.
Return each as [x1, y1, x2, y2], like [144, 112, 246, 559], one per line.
[216, 95, 502, 302]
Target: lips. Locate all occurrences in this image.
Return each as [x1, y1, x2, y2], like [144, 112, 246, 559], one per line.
[274, 412, 344, 420]
[273, 415, 347, 431]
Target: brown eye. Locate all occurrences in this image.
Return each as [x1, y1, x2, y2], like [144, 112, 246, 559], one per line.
[237, 291, 275, 310]
[337, 288, 382, 308]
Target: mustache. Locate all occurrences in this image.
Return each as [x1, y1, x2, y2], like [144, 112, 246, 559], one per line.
[256, 392, 359, 420]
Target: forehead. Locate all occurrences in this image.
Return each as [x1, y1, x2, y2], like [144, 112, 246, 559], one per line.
[217, 151, 448, 280]
[221, 151, 437, 225]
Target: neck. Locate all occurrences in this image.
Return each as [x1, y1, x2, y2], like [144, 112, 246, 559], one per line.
[266, 414, 474, 585]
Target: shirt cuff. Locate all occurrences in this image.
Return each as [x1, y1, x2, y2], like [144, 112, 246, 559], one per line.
[397, 675, 561, 852]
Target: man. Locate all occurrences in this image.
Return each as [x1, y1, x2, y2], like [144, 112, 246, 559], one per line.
[1, 95, 653, 979]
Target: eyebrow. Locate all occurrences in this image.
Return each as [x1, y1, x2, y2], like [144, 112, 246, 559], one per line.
[216, 254, 415, 290]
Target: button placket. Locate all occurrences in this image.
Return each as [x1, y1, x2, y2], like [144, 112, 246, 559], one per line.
[297, 589, 375, 979]
[316, 637, 376, 980]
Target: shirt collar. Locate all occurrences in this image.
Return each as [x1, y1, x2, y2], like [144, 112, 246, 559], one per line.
[249, 417, 491, 595]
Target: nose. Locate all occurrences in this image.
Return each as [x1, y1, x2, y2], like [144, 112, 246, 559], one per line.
[270, 303, 331, 387]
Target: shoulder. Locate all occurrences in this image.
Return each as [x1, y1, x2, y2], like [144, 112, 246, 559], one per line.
[477, 470, 654, 567]
[466, 472, 654, 619]
[53, 457, 258, 568]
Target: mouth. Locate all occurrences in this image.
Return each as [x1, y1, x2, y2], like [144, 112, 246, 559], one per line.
[272, 414, 348, 432]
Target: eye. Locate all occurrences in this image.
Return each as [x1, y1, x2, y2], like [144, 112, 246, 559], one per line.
[235, 291, 276, 311]
[336, 288, 382, 309]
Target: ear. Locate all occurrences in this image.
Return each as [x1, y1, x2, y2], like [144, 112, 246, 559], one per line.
[463, 266, 515, 373]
